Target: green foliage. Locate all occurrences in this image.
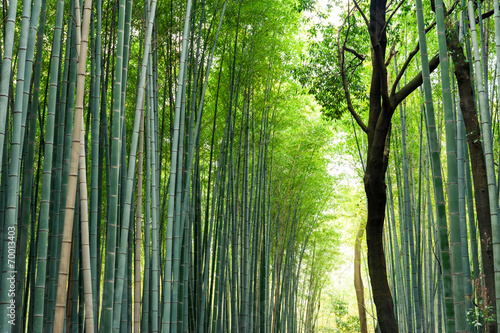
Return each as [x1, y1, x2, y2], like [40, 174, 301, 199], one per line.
[467, 305, 496, 330]
[466, 274, 497, 330]
[294, 0, 318, 12]
[294, 15, 369, 120]
[332, 299, 361, 332]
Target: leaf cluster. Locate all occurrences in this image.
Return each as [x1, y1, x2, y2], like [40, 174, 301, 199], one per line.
[294, 19, 369, 121]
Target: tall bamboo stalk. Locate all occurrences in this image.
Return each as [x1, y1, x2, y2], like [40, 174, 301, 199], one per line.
[112, 0, 157, 328]
[415, 0, 455, 329]
[53, 0, 93, 330]
[435, 0, 466, 329]
[0, 0, 18, 177]
[32, 0, 64, 328]
[99, 0, 127, 329]
[0, 0, 34, 330]
[468, 2, 500, 327]
[78, 122, 95, 332]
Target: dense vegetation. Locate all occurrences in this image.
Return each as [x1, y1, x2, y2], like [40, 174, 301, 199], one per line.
[3, 0, 500, 332]
[0, 0, 345, 332]
[300, 0, 500, 331]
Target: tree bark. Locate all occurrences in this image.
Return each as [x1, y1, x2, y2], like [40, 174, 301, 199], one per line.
[341, 0, 440, 330]
[445, 17, 497, 333]
[364, 0, 400, 331]
[364, 124, 397, 332]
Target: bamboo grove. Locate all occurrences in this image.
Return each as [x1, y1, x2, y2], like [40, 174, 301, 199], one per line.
[0, 0, 339, 332]
[297, 0, 500, 330]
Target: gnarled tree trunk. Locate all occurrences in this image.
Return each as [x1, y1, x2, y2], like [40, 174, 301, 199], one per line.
[344, 0, 440, 330]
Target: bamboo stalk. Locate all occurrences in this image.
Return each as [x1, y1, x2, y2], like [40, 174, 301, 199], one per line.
[52, 0, 93, 330]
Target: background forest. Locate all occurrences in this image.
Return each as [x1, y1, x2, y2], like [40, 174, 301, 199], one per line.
[3, 0, 500, 332]
[0, 0, 348, 332]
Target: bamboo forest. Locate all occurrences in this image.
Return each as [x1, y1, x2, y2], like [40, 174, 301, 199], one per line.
[5, 0, 500, 332]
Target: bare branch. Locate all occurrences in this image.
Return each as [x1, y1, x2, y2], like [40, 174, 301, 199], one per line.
[477, 9, 494, 23]
[386, 0, 395, 10]
[385, 40, 397, 67]
[381, 0, 405, 37]
[339, 19, 368, 133]
[389, 0, 457, 95]
[391, 53, 440, 109]
[389, 12, 445, 97]
[344, 46, 368, 61]
[390, 41, 420, 96]
[352, 0, 369, 29]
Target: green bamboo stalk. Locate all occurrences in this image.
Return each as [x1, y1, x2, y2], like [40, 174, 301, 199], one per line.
[426, 164, 436, 333]
[118, 0, 133, 238]
[171, 59, 187, 332]
[141, 88, 152, 331]
[16, 0, 41, 154]
[394, 146, 411, 330]
[31, 1, 64, 330]
[435, 0, 466, 329]
[415, 0, 455, 330]
[112, 0, 157, 328]
[16, 90, 36, 333]
[162, 1, 193, 330]
[0, 0, 33, 330]
[416, 106, 425, 332]
[0, 0, 18, 177]
[78, 121, 95, 332]
[399, 95, 415, 333]
[126, 218, 134, 332]
[467, 1, 500, 327]
[134, 106, 145, 333]
[148, 55, 160, 333]
[99, 0, 127, 329]
[90, 0, 102, 328]
[67, 193, 80, 333]
[387, 175, 403, 327]
[477, 0, 490, 124]
[16, 0, 46, 329]
[457, 102, 475, 332]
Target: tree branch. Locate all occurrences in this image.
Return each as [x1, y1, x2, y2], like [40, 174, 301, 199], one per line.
[390, 0, 457, 96]
[386, 0, 395, 10]
[391, 53, 440, 108]
[477, 9, 494, 23]
[389, 0, 456, 108]
[352, 0, 369, 29]
[344, 46, 368, 61]
[339, 19, 368, 133]
[390, 24, 436, 96]
[385, 41, 396, 67]
[390, 41, 421, 96]
[381, 0, 405, 37]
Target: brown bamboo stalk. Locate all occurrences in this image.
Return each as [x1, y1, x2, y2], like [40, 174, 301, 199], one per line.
[134, 107, 145, 333]
[354, 225, 367, 333]
[52, 0, 93, 331]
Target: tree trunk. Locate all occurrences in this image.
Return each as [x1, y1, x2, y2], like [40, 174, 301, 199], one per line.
[444, 12, 497, 333]
[365, 0, 398, 331]
[341, 0, 440, 329]
[354, 226, 368, 333]
[365, 128, 398, 332]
